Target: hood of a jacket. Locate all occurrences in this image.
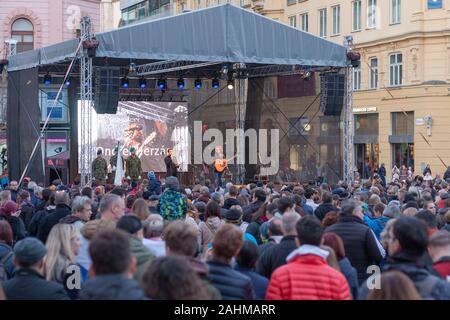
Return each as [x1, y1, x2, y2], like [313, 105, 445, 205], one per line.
[80, 219, 116, 240]
[59, 215, 83, 225]
[129, 236, 155, 265]
[187, 257, 209, 277]
[80, 274, 145, 300]
[206, 217, 223, 232]
[286, 244, 329, 263]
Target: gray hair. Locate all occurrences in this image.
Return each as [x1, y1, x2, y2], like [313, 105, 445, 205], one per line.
[282, 211, 301, 235]
[0, 190, 11, 202]
[200, 186, 210, 195]
[383, 203, 401, 218]
[99, 193, 121, 214]
[34, 186, 44, 196]
[143, 219, 164, 238]
[28, 181, 37, 192]
[211, 192, 224, 204]
[341, 199, 361, 216]
[72, 196, 92, 214]
[165, 176, 179, 191]
[54, 191, 70, 206]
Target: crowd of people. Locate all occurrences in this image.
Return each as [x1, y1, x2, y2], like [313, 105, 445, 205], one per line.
[1, 170, 450, 300]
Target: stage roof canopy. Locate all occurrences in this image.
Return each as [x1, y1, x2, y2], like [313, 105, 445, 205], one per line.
[7, 4, 347, 72]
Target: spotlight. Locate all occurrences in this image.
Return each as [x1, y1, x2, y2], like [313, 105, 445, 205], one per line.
[157, 78, 167, 90]
[347, 51, 361, 68]
[301, 71, 312, 80]
[177, 77, 185, 89]
[139, 77, 147, 89]
[212, 78, 220, 89]
[43, 73, 52, 86]
[121, 77, 129, 88]
[227, 80, 234, 90]
[64, 77, 71, 87]
[194, 78, 202, 90]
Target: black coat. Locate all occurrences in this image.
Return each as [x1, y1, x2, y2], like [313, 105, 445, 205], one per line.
[2, 268, 69, 300]
[223, 198, 240, 210]
[242, 201, 264, 223]
[207, 260, 255, 300]
[234, 266, 269, 300]
[314, 203, 338, 221]
[164, 155, 178, 177]
[0, 216, 26, 243]
[444, 169, 450, 182]
[255, 235, 297, 279]
[79, 274, 145, 300]
[325, 215, 383, 283]
[27, 207, 54, 237]
[37, 204, 71, 244]
[19, 203, 35, 231]
[338, 257, 359, 299]
[0, 242, 15, 279]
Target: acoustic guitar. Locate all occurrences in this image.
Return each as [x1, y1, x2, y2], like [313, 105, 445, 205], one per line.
[214, 154, 238, 173]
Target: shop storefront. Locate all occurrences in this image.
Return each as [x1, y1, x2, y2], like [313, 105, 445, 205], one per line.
[353, 108, 379, 179]
[390, 111, 414, 169]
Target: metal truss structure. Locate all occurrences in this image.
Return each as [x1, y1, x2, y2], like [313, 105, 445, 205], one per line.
[136, 60, 221, 76]
[79, 17, 94, 186]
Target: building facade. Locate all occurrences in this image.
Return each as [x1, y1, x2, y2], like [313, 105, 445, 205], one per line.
[0, 0, 101, 183]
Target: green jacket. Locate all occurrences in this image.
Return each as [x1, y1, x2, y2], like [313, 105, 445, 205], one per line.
[92, 157, 107, 183]
[126, 155, 142, 180]
[129, 235, 155, 284]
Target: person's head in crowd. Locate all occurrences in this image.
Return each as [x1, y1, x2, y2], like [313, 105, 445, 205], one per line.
[402, 207, 418, 217]
[54, 190, 70, 206]
[331, 194, 340, 208]
[164, 220, 198, 257]
[387, 217, 428, 257]
[304, 188, 315, 201]
[142, 256, 212, 300]
[235, 240, 260, 271]
[228, 185, 238, 198]
[81, 186, 93, 199]
[404, 192, 418, 203]
[421, 191, 433, 202]
[126, 194, 137, 211]
[266, 217, 283, 240]
[237, 194, 249, 207]
[224, 207, 243, 225]
[428, 230, 450, 265]
[423, 201, 436, 215]
[12, 237, 48, 274]
[9, 181, 18, 191]
[117, 215, 144, 240]
[281, 210, 301, 236]
[321, 245, 340, 272]
[278, 196, 294, 215]
[199, 186, 210, 196]
[211, 224, 243, 264]
[34, 186, 44, 199]
[369, 194, 381, 207]
[0, 220, 13, 247]
[99, 193, 125, 221]
[17, 190, 30, 206]
[132, 198, 150, 221]
[211, 192, 224, 207]
[0, 200, 18, 218]
[415, 210, 438, 235]
[322, 191, 332, 204]
[251, 188, 267, 204]
[373, 203, 386, 218]
[380, 219, 397, 250]
[71, 196, 92, 222]
[44, 223, 80, 281]
[340, 200, 363, 220]
[322, 211, 338, 228]
[88, 229, 136, 277]
[266, 203, 278, 220]
[165, 176, 180, 191]
[194, 201, 206, 221]
[295, 215, 323, 247]
[205, 201, 221, 221]
[142, 218, 164, 240]
[367, 271, 422, 300]
[383, 203, 401, 219]
[0, 190, 11, 205]
[110, 187, 127, 200]
[322, 232, 346, 261]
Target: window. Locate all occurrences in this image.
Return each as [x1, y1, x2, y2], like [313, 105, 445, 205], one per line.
[353, 67, 361, 90]
[391, 0, 401, 24]
[319, 9, 327, 37]
[137, 2, 147, 19]
[11, 18, 34, 53]
[367, 0, 377, 28]
[428, 0, 443, 9]
[288, 16, 297, 28]
[352, 1, 362, 31]
[332, 5, 341, 35]
[301, 13, 309, 32]
[370, 58, 378, 89]
[287, 0, 297, 5]
[389, 53, 403, 86]
[392, 111, 413, 136]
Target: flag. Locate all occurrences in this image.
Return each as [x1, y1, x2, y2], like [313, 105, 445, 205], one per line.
[114, 143, 124, 186]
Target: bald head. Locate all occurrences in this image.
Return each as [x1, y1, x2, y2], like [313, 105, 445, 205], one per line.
[282, 211, 301, 236]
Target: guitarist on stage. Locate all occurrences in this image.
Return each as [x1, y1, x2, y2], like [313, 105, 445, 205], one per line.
[213, 146, 227, 188]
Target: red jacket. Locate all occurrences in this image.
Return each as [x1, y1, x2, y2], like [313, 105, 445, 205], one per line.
[434, 257, 450, 280]
[266, 253, 351, 300]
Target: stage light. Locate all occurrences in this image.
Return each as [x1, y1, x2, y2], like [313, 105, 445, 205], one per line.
[139, 77, 147, 89]
[121, 77, 129, 88]
[158, 78, 167, 90]
[177, 77, 185, 89]
[43, 73, 52, 86]
[194, 78, 202, 90]
[227, 80, 234, 90]
[64, 77, 71, 87]
[212, 78, 220, 89]
[301, 71, 312, 81]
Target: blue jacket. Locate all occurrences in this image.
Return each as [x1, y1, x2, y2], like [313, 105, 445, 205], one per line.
[363, 215, 390, 240]
[147, 178, 162, 195]
[0, 242, 15, 280]
[338, 257, 359, 299]
[234, 266, 268, 300]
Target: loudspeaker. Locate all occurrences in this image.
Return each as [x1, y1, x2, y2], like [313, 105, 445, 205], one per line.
[94, 67, 120, 114]
[320, 73, 345, 116]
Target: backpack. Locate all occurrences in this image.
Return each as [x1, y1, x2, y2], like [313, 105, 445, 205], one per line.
[415, 275, 444, 300]
[0, 251, 13, 281]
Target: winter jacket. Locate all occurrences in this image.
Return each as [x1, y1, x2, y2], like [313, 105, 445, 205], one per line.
[37, 204, 72, 243]
[433, 256, 450, 280]
[147, 178, 162, 196]
[256, 235, 297, 279]
[242, 201, 264, 223]
[338, 257, 359, 299]
[27, 206, 55, 237]
[0, 215, 26, 243]
[188, 257, 222, 299]
[325, 214, 383, 283]
[246, 220, 264, 245]
[314, 203, 338, 221]
[207, 260, 255, 300]
[358, 251, 450, 300]
[142, 238, 166, 257]
[363, 215, 390, 240]
[0, 242, 15, 280]
[159, 189, 187, 221]
[223, 198, 240, 210]
[58, 215, 85, 232]
[79, 274, 145, 300]
[198, 217, 225, 255]
[129, 235, 155, 283]
[19, 202, 35, 230]
[258, 236, 283, 257]
[266, 245, 351, 300]
[2, 268, 69, 300]
[234, 266, 269, 300]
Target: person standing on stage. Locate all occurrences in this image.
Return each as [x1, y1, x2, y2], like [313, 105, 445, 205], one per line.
[213, 146, 227, 188]
[92, 149, 108, 186]
[164, 148, 179, 178]
[109, 146, 124, 184]
[126, 147, 142, 186]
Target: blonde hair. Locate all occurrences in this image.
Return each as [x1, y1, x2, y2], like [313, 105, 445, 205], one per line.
[380, 219, 397, 250]
[44, 224, 80, 281]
